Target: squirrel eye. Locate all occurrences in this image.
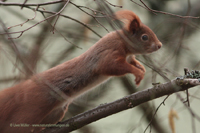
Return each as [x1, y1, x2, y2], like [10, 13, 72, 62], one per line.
[141, 34, 148, 41]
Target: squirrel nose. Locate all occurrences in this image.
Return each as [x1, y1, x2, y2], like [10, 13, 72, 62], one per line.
[157, 45, 161, 49]
[157, 42, 162, 50]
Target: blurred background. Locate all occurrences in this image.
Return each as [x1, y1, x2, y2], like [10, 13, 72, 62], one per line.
[1, 0, 200, 132]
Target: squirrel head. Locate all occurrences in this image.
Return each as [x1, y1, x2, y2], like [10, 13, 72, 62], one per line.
[115, 10, 162, 54]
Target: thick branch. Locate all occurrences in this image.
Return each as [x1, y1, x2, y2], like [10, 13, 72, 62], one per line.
[42, 78, 200, 133]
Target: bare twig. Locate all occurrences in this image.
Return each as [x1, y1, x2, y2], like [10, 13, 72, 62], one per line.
[0, 0, 70, 39]
[70, 2, 109, 32]
[191, 113, 196, 133]
[130, 0, 200, 19]
[70, 4, 105, 15]
[185, 89, 190, 107]
[0, 0, 64, 7]
[144, 95, 170, 133]
[41, 13, 82, 49]
[7, 9, 36, 30]
[0, 19, 33, 75]
[21, 0, 28, 9]
[51, 15, 59, 33]
[34, 8, 102, 38]
[176, 93, 200, 121]
[0, 7, 102, 39]
[1, 14, 57, 38]
[50, 1, 69, 33]
[104, 0, 123, 8]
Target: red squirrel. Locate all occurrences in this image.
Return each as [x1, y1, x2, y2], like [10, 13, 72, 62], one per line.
[0, 10, 162, 133]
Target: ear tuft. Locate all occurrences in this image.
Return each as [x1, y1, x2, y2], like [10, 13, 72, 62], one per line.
[115, 10, 141, 33]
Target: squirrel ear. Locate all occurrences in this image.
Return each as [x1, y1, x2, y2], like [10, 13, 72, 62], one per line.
[115, 10, 141, 34]
[129, 18, 140, 34]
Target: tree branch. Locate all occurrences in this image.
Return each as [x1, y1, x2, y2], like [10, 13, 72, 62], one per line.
[0, 0, 64, 7]
[42, 78, 200, 133]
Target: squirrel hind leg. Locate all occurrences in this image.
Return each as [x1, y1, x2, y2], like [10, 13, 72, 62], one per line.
[36, 105, 69, 132]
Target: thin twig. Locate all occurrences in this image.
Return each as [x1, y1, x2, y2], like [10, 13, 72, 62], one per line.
[144, 95, 170, 133]
[104, 0, 123, 8]
[72, 5, 105, 15]
[0, 0, 70, 39]
[0, 6, 102, 39]
[21, 0, 28, 9]
[176, 93, 200, 121]
[191, 114, 196, 133]
[130, 0, 200, 19]
[41, 13, 82, 49]
[185, 89, 190, 107]
[34, 7, 102, 38]
[0, 0, 64, 7]
[51, 1, 69, 32]
[52, 15, 60, 34]
[7, 9, 36, 29]
[138, 0, 157, 15]
[70, 1, 109, 32]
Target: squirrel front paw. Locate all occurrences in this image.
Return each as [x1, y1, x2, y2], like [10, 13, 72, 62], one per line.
[134, 70, 145, 86]
[128, 56, 146, 73]
[135, 63, 146, 73]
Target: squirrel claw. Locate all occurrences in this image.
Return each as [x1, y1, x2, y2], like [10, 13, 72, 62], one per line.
[136, 64, 146, 73]
[134, 71, 145, 86]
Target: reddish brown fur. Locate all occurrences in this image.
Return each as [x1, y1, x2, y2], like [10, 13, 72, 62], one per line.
[116, 10, 141, 31]
[0, 10, 162, 133]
